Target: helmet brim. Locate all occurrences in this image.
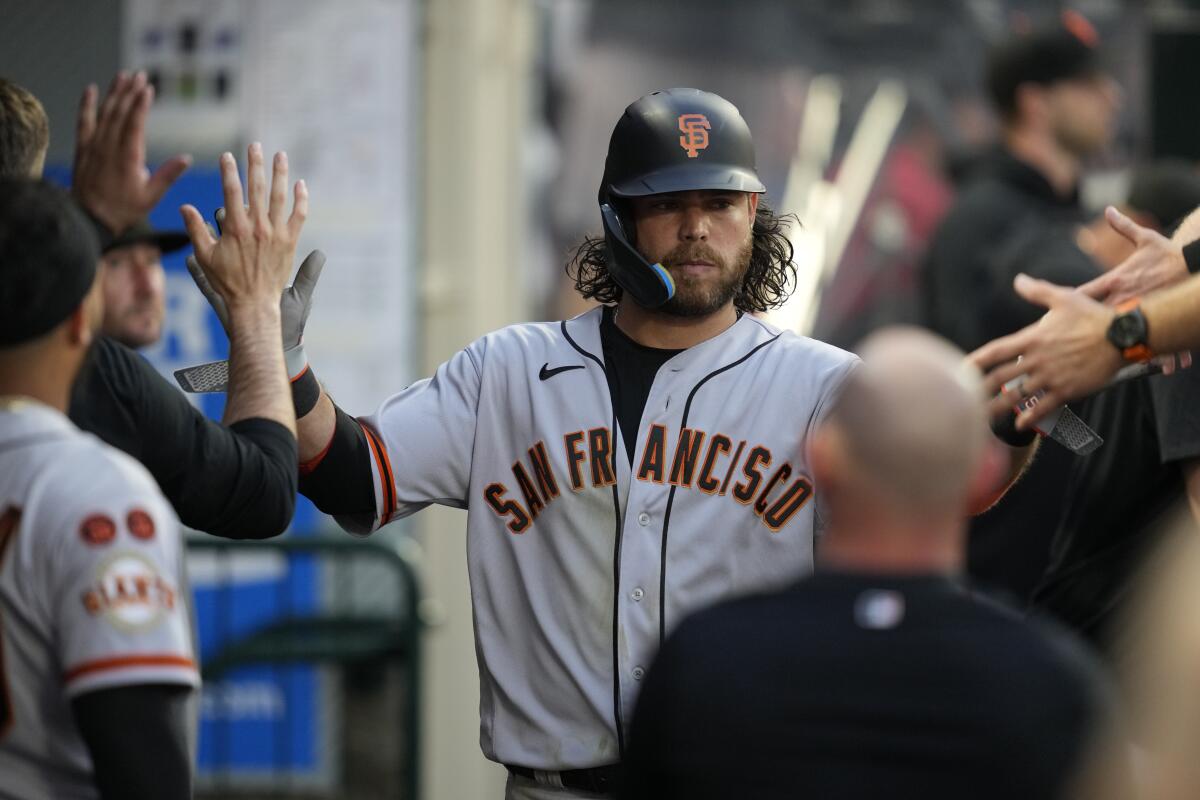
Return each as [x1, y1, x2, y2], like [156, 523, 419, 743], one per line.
[607, 163, 765, 198]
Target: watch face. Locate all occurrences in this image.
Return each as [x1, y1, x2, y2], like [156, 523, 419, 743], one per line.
[1110, 310, 1147, 349]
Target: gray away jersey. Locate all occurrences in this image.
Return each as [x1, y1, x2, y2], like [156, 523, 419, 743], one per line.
[0, 400, 198, 800]
[349, 307, 857, 769]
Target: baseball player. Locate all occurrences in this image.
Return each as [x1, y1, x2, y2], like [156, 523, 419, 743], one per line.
[299, 87, 854, 799]
[190, 88, 1030, 798]
[0, 180, 198, 799]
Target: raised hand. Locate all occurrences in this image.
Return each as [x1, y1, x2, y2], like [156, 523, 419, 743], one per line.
[967, 274, 1123, 429]
[72, 71, 192, 235]
[1078, 206, 1187, 306]
[179, 144, 307, 312]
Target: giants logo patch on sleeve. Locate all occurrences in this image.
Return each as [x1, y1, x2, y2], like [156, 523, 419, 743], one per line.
[80, 552, 178, 631]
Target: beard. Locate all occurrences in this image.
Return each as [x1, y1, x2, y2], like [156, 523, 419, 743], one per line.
[656, 236, 753, 318]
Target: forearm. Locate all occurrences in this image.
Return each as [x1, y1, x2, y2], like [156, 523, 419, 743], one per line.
[1143, 276, 1200, 355]
[299, 388, 337, 462]
[223, 302, 296, 435]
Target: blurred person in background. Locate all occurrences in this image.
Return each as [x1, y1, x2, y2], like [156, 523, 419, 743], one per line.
[0, 72, 300, 540]
[623, 327, 1128, 800]
[98, 220, 189, 349]
[1076, 161, 1200, 273]
[915, 17, 1130, 617]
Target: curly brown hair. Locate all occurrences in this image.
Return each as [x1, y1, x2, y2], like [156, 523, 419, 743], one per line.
[566, 199, 798, 313]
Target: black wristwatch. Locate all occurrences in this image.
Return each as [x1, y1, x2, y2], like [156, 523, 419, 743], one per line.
[1184, 239, 1200, 276]
[1106, 299, 1152, 362]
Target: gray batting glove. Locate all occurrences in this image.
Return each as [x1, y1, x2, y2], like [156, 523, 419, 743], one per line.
[187, 248, 325, 375]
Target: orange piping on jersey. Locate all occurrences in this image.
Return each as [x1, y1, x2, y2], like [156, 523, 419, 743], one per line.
[289, 364, 312, 384]
[360, 422, 397, 525]
[298, 429, 336, 476]
[63, 654, 197, 684]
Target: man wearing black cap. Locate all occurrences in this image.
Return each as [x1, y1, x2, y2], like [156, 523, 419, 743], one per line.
[98, 219, 189, 349]
[0, 179, 198, 799]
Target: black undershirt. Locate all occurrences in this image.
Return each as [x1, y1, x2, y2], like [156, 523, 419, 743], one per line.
[599, 307, 683, 466]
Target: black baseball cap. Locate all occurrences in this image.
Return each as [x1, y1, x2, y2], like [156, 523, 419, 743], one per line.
[986, 14, 1105, 117]
[0, 179, 99, 346]
[103, 218, 190, 256]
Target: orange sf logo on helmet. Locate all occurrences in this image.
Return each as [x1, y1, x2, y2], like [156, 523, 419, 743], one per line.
[678, 114, 711, 158]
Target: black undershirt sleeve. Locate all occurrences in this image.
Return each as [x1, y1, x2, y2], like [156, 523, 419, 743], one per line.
[72, 684, 193, 800]
[298, 404, 378, 528]
[69, 337, 298, 539]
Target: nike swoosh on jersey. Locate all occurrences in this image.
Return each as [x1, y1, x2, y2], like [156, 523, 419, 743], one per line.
[539, 363, 585, 381]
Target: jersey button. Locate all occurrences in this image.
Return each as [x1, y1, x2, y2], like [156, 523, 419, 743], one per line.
[632, 666, 645, 681]
[631, 587, 644, 601]
[637, 512, 650, 526]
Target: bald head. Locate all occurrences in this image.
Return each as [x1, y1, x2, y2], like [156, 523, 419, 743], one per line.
[820, 327, 990, 514]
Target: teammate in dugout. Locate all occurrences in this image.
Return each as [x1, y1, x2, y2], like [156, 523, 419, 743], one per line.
[188, 88, 1035, 799]
[0, 74, 299, 541]
[0, 180, 199, 800]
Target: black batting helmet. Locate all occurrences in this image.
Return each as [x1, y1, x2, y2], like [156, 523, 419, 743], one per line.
[597, 88, 766, 309]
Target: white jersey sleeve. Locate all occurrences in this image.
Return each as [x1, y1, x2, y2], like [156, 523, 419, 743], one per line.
[35, 448, 199, 699]
[351, 343, 483, 533]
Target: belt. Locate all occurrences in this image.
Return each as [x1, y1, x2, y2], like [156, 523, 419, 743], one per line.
[505, 763, 622, 795]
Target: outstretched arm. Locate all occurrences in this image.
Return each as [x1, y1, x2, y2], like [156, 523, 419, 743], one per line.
[180, 144, 307, 435]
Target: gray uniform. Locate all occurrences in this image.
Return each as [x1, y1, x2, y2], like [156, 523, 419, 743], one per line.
[349, 307, 857, 769]
[0, 399, 198, 800]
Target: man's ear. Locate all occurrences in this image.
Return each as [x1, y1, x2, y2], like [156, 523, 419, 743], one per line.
[965, 438, 1012, 516]
[747, 192, 759, 222]
[1013, 82, 1048, 127]
[65, 304, 94, 349]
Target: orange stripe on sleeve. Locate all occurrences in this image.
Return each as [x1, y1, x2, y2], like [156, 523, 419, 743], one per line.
[359, 423, 397, 525]
[63, 654, 197, 684]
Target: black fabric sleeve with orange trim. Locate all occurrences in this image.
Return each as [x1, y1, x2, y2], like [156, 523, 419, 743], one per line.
[68, 336, 297, 540]
[297, 404, 378, 518]
[73, 684, 192, 800]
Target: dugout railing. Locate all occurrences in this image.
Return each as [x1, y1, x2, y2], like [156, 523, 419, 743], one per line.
[186, 532, 425, 800]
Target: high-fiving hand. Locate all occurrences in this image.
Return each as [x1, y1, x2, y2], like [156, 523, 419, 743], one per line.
[179, 144, 308, 311]
[72, 71, 192, 235]
[1078, 206, 1188, 306]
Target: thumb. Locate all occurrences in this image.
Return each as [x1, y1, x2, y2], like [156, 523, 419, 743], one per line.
[1013, 273, 1068, 309]
[292, 249, 326, 301]
[1105, 205, 1145, 245]
[179, 204, 215, 263]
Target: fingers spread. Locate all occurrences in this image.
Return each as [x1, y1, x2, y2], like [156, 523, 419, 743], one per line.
[1105, 205, 1144, 244]
[245, 142, 267, 222]
[288, 180, 308, 239]
[1013, 273, 1067, 308]
[180, 204, 217, 263]
[218, 153, 246, 231]
[147, 154, 191, 205]
[268, 151, 289, 226]
[981, 356, 1035, 399]
[968, 326, 1031, 372]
